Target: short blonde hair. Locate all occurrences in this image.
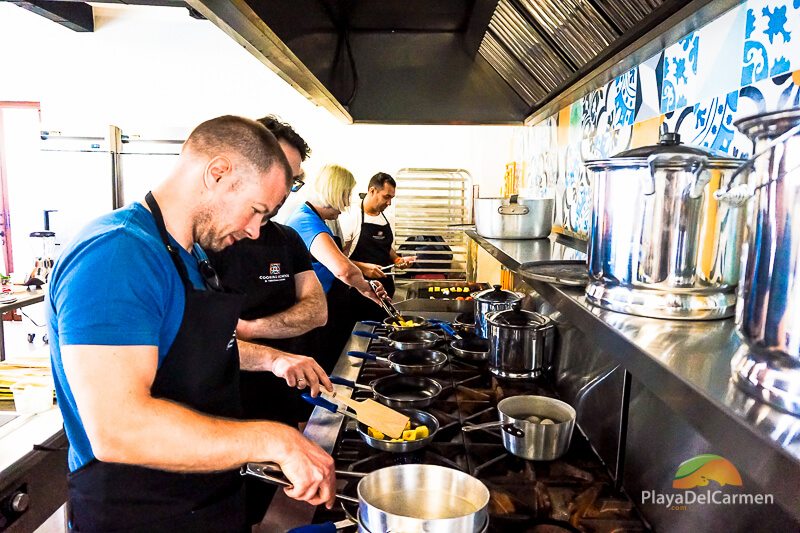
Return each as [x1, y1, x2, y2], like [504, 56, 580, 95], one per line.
[312, 164, 356, 212]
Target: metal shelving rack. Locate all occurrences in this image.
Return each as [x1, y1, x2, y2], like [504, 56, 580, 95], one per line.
[393, 168, 472, 279]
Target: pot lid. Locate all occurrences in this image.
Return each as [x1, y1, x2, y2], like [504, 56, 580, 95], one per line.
[734, 107, 800, 139]
[474, 284, 523, 303]
[586, 132, 740, 169]
[487, 309, 551, 328]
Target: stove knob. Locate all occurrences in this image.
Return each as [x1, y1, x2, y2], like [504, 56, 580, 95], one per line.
[10, 491, 29, 513]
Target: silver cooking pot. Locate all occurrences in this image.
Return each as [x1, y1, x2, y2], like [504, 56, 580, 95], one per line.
[473, 284, 523, 338]
[474, 195, 554, 239]
[725, 108, 800, 415]
[357, 464, 490, 533]
[462, 395, 576, 460]
[585, 132, 745, 320]
[485, 309, 554, 379]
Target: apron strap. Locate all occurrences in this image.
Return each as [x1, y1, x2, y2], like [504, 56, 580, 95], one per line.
[145, 191, 192, 287]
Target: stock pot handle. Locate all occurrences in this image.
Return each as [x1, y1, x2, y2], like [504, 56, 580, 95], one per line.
[646, 153, 709, 198]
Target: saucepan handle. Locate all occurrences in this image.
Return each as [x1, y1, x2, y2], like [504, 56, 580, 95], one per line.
[300, 393, 339, 413]
[461, 421, 503, 432]
[352, 331, 379, 340]
[347, 350, 378, 361]
[359, 320, 383, 327]
[329, 376, 371, 391]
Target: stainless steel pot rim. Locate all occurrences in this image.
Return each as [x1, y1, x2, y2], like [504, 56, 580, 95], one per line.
[734, 107, 800, 135]
[497, 395, 577, 422]
[474, 285, 523, 303]
[486, 309, 552, 328]
[585, 156, 742, 170]
[356, 464, 491, 517]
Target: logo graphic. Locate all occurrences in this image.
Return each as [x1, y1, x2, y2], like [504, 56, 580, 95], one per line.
[269, 263, 281, 275]
[672, 454, 743, 489]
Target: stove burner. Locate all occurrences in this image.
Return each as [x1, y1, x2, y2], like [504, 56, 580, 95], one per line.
[314, 323, 649, 532]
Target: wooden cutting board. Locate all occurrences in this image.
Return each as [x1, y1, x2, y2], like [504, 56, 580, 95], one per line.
[322, 391, 409, 439]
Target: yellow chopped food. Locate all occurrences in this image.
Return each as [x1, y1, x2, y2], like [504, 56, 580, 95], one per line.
[367, 427, 385, 440]
[367, 424, 430, 442]
[392, 319, 420, 328]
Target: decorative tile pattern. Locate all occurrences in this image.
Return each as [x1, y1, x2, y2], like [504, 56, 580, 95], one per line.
[696, 4, 747, 100]
[631, 115, 663, 148]
[561, 142, 592, 237]
[581, 83, 614, 139]
[636, 52, 664, 122]
[742, 0, 800, 86]
[663, 90, 746, 156]
[661, 32, 700, 113]
[737, 69, 800, 117]
[611, 68, 640, 128]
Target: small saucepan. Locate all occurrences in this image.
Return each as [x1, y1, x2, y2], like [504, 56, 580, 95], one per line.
[348, 349, 448, 375]
[330, 374, 443, 409]
[353, 329, 441, 350]
[462, 395, 575, 461]
[453, 312, 477, 335]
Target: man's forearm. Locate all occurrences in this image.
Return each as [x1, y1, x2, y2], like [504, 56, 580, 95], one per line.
[88, 394, 295, 472]
[238, 298, 326, 340]
[238, 339, 280, 371]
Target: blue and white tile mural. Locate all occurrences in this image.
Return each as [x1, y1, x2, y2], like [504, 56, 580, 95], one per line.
[513, 0, 800, 240]
[742, 0, 800, 85]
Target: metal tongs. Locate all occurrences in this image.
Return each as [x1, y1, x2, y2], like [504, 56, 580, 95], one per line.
[240, 462, 361, 503]
[368, 280, 404, 322]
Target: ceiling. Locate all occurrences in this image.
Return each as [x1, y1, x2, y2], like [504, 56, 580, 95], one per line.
[16, 0, 727, 124]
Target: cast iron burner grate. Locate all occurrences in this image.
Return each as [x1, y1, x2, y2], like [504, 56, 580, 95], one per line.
[312, 323, 649, 532]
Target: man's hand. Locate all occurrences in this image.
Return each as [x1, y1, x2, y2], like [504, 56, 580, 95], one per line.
[354, 261, 387, 279]
[395, 255, 416, 269]
[271, 351, 332, 396]
[360, 280, 388, 306]
[271, 426, 336, 508]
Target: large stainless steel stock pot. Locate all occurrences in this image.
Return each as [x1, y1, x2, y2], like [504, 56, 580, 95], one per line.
[727, 108, 800, 415]
[585, 132, 745, 320]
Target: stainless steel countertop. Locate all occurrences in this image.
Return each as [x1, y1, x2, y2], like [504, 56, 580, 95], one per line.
[466, 231, 800, 520]
[0, 406, 63, 473]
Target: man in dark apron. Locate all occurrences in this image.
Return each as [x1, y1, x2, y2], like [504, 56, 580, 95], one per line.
[345, 172, 414, 321]
[47, 116, 336, 532]
[208, 116, 333, 525]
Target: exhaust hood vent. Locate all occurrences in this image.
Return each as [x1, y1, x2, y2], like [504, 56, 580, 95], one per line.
[479, 0, 667, 107]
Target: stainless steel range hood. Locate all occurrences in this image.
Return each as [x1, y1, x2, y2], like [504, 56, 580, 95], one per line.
[23, 0, 738, 124]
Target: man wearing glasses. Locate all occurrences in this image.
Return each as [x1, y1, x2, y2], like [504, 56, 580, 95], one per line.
[48, 116, 336, 532]
[207, 116, 331, 525]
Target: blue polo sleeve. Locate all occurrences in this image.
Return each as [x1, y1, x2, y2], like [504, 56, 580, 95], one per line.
[50, 229, 179, 348]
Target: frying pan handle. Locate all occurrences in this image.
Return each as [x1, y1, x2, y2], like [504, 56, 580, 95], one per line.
[287, 523, 337, 533]
[300, 393, 339, 413]
[329, 375, 356, 388]
[352, 331, 379, 340]
[435, 321, 461, 339]
[347, 350, 377, 361]
[359, 320, 383, 327]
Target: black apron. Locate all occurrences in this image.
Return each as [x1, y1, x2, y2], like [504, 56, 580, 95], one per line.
[306, 202, 355, 373]
[67, 192, 247, 533]
[348, 201, 394, 321]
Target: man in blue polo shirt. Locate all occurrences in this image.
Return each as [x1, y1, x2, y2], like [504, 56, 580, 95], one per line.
[47, 115, 336, 532]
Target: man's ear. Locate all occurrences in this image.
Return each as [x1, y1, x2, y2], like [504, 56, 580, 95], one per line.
[203, 156, 233, 190]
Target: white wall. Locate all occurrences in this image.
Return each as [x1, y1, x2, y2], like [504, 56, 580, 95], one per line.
[0, 4, 516, 273]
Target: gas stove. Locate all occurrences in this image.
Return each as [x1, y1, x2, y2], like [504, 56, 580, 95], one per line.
[312, 322, 649, 533]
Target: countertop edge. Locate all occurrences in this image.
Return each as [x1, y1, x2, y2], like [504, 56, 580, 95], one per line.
[467, 230, 800, 518]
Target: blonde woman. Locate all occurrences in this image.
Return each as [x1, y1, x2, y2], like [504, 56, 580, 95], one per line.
[286, 164, 387, 370]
